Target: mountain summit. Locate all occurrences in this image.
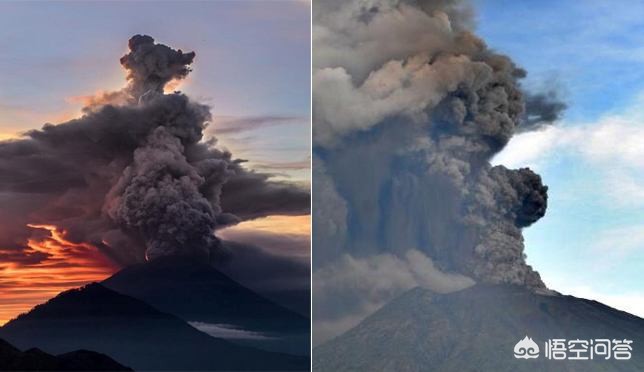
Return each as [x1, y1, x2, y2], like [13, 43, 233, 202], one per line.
[0, 283, 307, 371]
[102, 257, 310, 355]
[313, 284, 644, 371]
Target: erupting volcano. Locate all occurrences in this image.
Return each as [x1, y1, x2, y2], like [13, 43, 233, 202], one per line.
[0, 33, 310, 370]
[312, 0, 644, 370]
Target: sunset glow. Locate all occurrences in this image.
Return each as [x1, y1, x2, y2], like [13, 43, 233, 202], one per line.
[226, 215, 311, 236]
[0, 132, 18, 141]
[0, 218, 309, 325]
[218, 215, 311, 259]
[0, 224, 117, 325]
[163, 78, 185, 94]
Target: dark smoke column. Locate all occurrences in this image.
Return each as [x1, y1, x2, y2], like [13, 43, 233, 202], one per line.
[105, 35, 224, 262]
[106, 127, 220, 261]
[312, 0, 566, 313]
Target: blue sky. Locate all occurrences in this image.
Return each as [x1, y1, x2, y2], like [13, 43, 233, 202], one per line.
[0, 0, 310, 181]
[477, 0, 644, 314]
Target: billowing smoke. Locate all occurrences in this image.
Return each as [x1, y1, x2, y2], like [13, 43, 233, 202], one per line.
[521, 90, 567, 131]
[0, 35, 309, 265]
[104, 126, 221, 261]
[120, 34, 195, 99]
[312, 0, 563, 343]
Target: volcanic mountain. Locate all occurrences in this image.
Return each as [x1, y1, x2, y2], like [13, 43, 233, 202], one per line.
[102, 257, 310, 355]
[0, 283, 307, 371]
[313, 284, 644, 371]
[0, 337, 132, 371]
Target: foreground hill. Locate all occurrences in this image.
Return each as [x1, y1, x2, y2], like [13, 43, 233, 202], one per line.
[0, 283, 307, 371]
[0, 337, 131, 371]
[103, 258, 310, 355]
[314, 284, 644, 371]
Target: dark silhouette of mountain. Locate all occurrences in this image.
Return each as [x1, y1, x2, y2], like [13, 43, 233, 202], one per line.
[0, 283, 307, 371]
[313, 284, 644, 371]
[102, 257, 310, 355]
[216, 239, 311, 317]
[0, 337, 132, 371]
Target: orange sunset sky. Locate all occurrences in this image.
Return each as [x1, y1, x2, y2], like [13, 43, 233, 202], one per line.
[0, 215, 311, 325]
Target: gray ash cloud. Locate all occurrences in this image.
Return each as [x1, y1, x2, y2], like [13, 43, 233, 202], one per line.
[521, 90, 567, 131]
[120, 34, 195, 99]
[0, 35, 309, 265]
[312, 0, 564, 343]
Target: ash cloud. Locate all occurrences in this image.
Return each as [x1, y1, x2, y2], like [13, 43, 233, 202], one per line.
[313, 0, 564, 343]
[520, 90, 567, 131]
[0, 35, 309, 266]
[120, 34, 195, 99]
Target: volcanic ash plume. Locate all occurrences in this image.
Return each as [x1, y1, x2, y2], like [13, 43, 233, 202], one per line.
[105, 126, 221, 261]
[120, 34, 196, 99]
[0, 35, 309, 265]
[312, 0, 564, 342]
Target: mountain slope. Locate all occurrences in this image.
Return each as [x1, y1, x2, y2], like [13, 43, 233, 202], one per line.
[0, 337, 132, 371]
[102, 258, 310, 355]
[313, 284, 644, 371]
[0, 283, 307, 371]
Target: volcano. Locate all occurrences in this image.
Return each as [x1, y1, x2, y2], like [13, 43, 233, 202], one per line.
[0, 283, 307, 371]
[313, 285, 644, 371]
[102, 257, 310, 355]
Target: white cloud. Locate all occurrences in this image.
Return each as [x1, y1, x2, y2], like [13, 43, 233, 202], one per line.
[189, 322, 277, 340]
[494, 97, 644, 206]
[492, 126, 580, 170]
[495, 115, 644, 170]
[583, 117, 644, 167]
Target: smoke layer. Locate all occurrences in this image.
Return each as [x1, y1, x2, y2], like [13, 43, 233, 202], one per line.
[312, 0, 564, 343]
[0, 35, 309, 265]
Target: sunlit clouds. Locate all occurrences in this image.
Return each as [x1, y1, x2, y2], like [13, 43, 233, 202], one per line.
[0, 218, 311, 325]
[163, 78, 187, 95]
[219, 215, 310, 259]
[208, 116, 310, 182]
[226, 215, 310, 236]
[0, 132, 18, 141]
[0, 224, 117, 325]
